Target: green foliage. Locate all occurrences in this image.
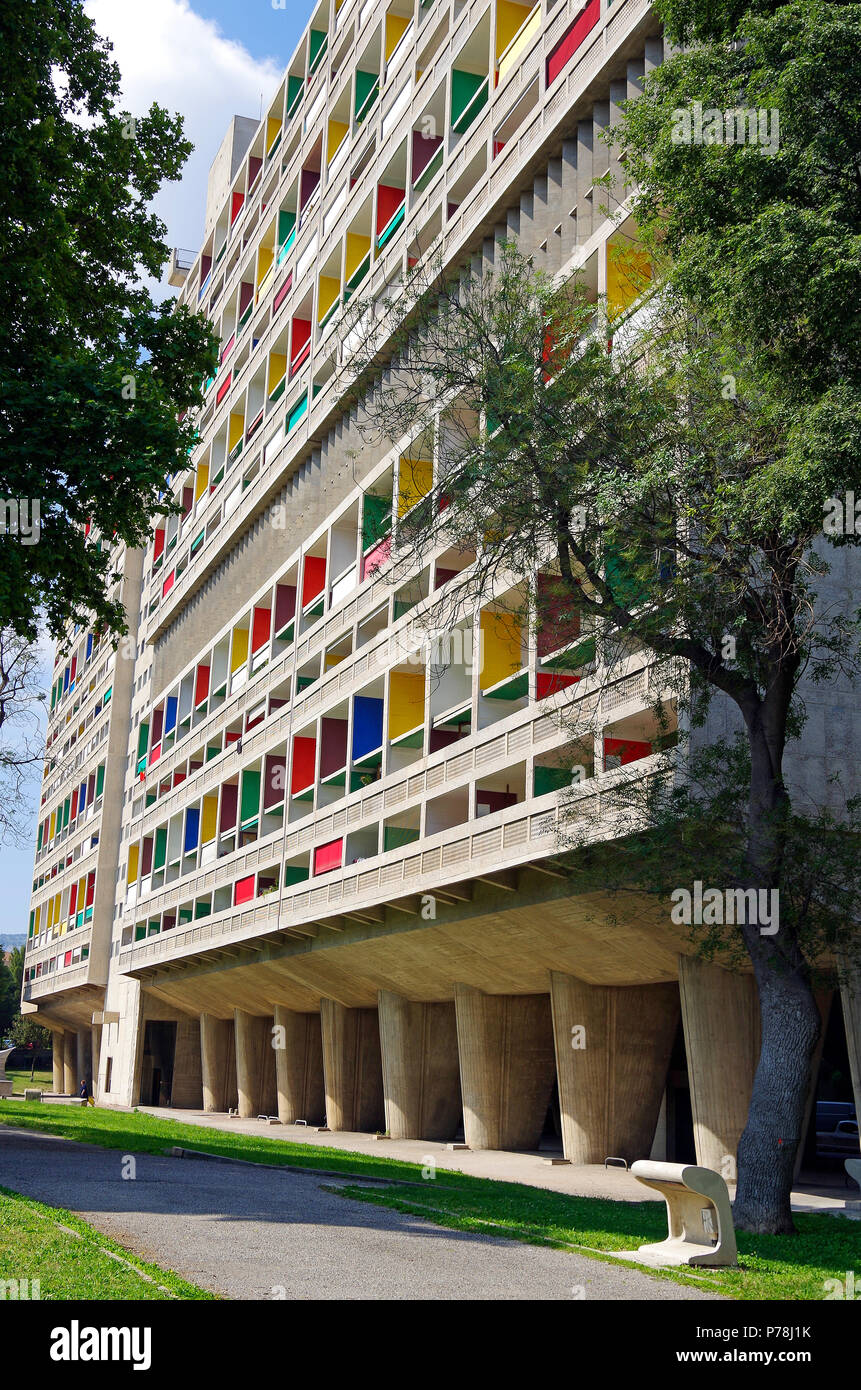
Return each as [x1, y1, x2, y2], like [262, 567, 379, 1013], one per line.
[0, 0, 218, 640]
[0, 956, 18, 1036]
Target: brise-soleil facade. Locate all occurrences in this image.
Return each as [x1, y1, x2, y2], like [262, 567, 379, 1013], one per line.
[22, 0, 861, 1167]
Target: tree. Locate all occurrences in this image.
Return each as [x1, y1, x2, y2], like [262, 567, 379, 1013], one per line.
[0, 628, 47, 846]
[0, 955, 18, 1037]
[339, 212, 859, 1231]
[0, 0, 218, 642]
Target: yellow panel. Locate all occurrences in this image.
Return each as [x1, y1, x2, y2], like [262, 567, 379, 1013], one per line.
[325, 652, 345, 668]
[327, 119, 348, 163]
[480, 609, 523, 689]
[397, 458, 433, 517]
[231, 627, 249, 673]
[257, 245, 274, 287]
[607, 237, 652, 320]
[266, 116, 281, 151]
[194, 462, 209, 501]
[49, 811, 56, 839]
[385, 12, 409, 59]
[497, 5, 540, 80]
[201, 795, 218, 842]
[317, 274, 341, 322]
[389, 671, 425, 739]
[127, 844, 139, 885]
[228, 413, 244, 453]
[496, 0, 533, 58]
[34, 905, 41, 932]
[268, 352, 287, 393]
[345, 232, 371, 280]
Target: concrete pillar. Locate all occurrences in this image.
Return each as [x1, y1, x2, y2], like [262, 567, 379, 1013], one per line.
[52, 1033, 64, 1093]
[234, 1010, 277, 1118]
[200, 1014, 235, 1112]
[273, 1007, 325, 1125]
[378, 991, 461, 1141]
[61, 1031, 75, 1094]
[171, 1015, 203, 1109]
[91, 1025, 102, 1101]
[840, 956, 861, 1123]
[320, 999, 384, 1133]
[454, 985, 556, 1151]
[679, 955, 760, 1175]
[550, 972, 679, 1165]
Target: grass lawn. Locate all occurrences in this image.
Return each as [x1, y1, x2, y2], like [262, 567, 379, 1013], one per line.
[6, 1067, 53, 1091]
[0, 1185, 214, 1300]
[0, 1099, 854, 1301]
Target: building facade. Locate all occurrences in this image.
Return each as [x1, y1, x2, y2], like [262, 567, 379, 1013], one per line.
[23, 0, 860, 1168]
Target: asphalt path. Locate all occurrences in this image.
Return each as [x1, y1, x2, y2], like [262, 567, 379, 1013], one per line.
[0, 1128, 724, 1301]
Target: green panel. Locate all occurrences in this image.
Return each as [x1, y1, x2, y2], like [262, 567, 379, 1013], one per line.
[153, 827, 167, 871]
[605, 545, 649, 609]
[103, 685, 112, 705]
[287, 393, 308, 432]
[137, 722, 150, 760]
[278, 209, 296, 247]
[377, 201, 404, 249]
[240, 770, 261, 824]
[194, 900, 211, 919]
[451, 70, 487, 131]
[354, 70, 379, 120]
[287, 75, 304, 113]
[534, 766, 573, 797]
[95, 764, 105, 797]
[363, 492, 392, 549]
[309, 28, 328, 69]
[283, 865, 310, 886]
[547, 634, 597, 672]
[384, 826, 421, 852]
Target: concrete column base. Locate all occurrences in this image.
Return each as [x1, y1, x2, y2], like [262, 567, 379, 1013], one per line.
[273, 1006, 325, 1125]
[320, 999, 384, 1133]
[454, 985, 556, 1151]
[62, 1031, 77, 1095]
[200, 1014, 236, 1112]
[171, 1015, 203, 1108]
[234, 1010, 277, 1118]
[550, 972, 679, 1165]
[679, 955, 760, 1176]
[91, 1025, 102, 1101]
[840, 955, 861, 1124]
[378, 990, 461, 1141]
[75, 1029, 92, 1095]
[52, 1033, 64, 1093]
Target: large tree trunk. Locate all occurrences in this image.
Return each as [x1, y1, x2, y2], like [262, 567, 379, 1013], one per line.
[733, 932, 820, 1232]
[732, 717, 821, 1233]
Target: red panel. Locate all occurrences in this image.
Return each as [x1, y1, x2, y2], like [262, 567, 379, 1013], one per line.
[219, 783, 238, 831]
[248, 155, 262, 186]
[252, 607, 271, 652]
[69, 884, 77, 914]
[64, 951, 72, 968]
[275, 583, 296, 632]
[302, 555, 326, 607]
[291, 317, 311, 361]
[376, 183, 405, 234]
[361, 536, 391, 580]
[234, 874, 255, 905]
[547, 0, 600, 86]
[291, 735, 316, 793]
[537, 573, 580, 658]
[314, 838, 343, 876]
[273, 273, 293, 315]
[85, 871, 95, 906]
[153, 528, 165, 561]
[231, 191, 245, 224]
[536, 672, 579, 700]
[194, 665, 210, 706]
[604, 736, 653, 766]
[162, 570, 175, 597]
[216, 371, 232, 406]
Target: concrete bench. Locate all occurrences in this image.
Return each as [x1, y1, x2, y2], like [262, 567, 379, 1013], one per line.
[615, 1160, 738, 1268]
[24, 1089, 42, 1102]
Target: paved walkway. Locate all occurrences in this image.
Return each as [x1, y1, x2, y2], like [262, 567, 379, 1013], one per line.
[0, 1128, 723, 1300]
[140, 1105, 857, 1215]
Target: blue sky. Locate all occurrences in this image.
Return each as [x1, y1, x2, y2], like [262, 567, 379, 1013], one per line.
[1, 0, 314, 940]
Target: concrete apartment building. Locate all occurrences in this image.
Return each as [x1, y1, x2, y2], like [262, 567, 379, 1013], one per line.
[22, 0, 860, 1169]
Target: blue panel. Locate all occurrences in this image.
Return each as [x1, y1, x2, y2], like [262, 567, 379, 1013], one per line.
[165, 695, 178, 734]
[63, 666, 70, 690]
[79, 780, 88, 809]
[86, 633, 93, 660]
[352, 696, 384, 760]
[183, 808, 200, 852]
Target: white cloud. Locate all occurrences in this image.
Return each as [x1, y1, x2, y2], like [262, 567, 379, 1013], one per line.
[84, 0, 284, 288]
